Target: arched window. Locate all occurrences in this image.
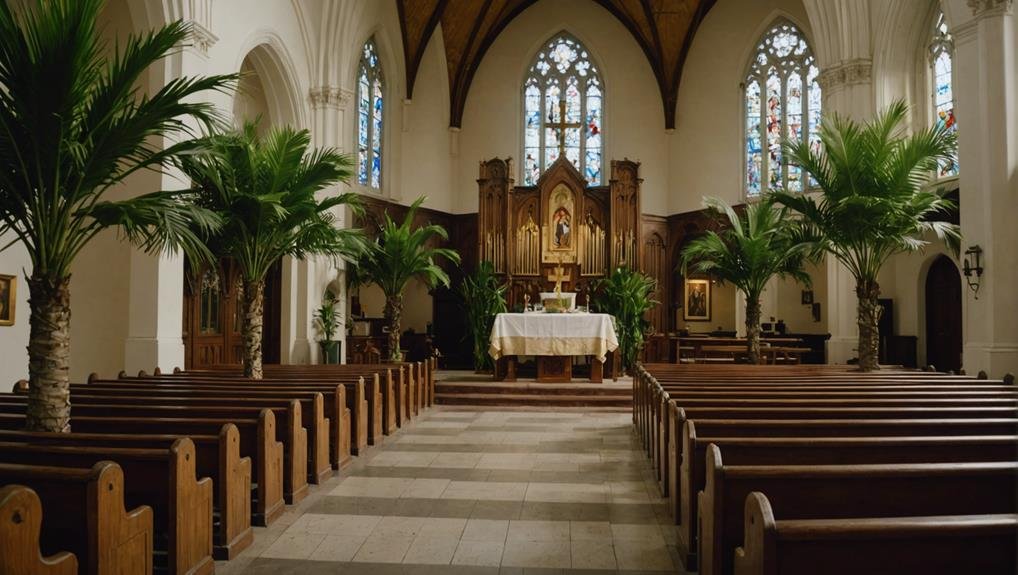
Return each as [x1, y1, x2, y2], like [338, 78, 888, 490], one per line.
[522, 33, 603, 185]
[357, 37, 383, 189]
[930, 10, 957, 178]
[744, 20, 819, 196]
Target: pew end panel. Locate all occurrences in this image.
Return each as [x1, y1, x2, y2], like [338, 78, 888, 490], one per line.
[0, 485, 79, 575]
[256, 409, 286, 526]
[168, 438, 214, 575]
[732, 492, 777, 575]
[215, 424, 253, 560]
[84, 461, 155, 575]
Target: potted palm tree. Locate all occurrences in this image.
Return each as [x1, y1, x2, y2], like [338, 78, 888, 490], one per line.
[772, 99, 959, 371]
[0, 0, 235, 431]
[594, 267, 658, 374]
[459, 261, 507, 372]
[357, 197, 460, 362]
[680, 197, 811, 364]
[178, 123, 366, 378]
[313, 291, 342, 364]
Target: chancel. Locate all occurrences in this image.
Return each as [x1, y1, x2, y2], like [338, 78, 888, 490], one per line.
[0, 0, 1015, 573]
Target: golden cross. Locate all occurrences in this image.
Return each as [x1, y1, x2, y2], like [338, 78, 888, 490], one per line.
[548, 100, 582, 159]
[547, 260, 571, 293]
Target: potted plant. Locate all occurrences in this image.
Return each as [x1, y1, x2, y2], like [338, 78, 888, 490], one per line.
[314, 291, 342, 364]
[772, 100, 959, 371]
[178, 123, 366, 378]
[0, 0, 236, 431]
[459, 261, 508, 372]
[594, 267, 658, 374]
[357, 196, 460, 361]
[680, 197, 811, 364]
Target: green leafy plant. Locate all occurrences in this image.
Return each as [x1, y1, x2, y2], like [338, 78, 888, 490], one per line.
[313, 291, 342, 342]
[0, 0, 236, 431]
[680, 197, 811, 364]
[178, 122, 366, 378]
[771, 99, 959, 371]
[459, 261, 507, 371]
[357, 197, 461, 361]
[594, 267, 658, 373]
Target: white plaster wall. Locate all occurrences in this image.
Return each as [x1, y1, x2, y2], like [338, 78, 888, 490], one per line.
[670, 0, 813, 215]
[456, 0, 669, 215]
[357, 278, 434, 335]
[0, 237, 30, 385]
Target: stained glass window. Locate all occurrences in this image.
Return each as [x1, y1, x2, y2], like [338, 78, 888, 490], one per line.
[930, 10, 958, 178]
[522, 33, 603, 185]
[744, 20, 819, 196]
[357, 38, 384, 189]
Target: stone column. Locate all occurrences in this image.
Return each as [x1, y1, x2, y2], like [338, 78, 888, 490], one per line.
[951, 0, 1018, 376]
[123, 21, 217, 374]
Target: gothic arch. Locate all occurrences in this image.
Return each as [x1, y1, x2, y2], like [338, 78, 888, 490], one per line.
[736, 10, 816, 86]
[234, 32, 308, 129]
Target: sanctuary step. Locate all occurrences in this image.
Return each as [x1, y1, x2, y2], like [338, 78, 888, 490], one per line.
[434, 372, 632, 409]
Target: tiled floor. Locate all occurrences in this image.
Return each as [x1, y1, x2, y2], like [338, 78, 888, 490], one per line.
[218, 408, 685, 574]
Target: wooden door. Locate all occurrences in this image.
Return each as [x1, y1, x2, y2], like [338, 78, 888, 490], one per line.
[925, 255, 962, 373]
[183, 260, 282, 369]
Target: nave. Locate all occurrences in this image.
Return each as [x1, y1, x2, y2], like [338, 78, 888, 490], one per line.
[221, 405, 681, 574]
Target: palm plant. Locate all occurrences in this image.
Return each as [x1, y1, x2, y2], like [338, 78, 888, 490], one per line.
[771, 99, 959, 371]
[459, 261, 508, 371]
[594, 267, 658, 373]
[680, 197, 811, 364]
[358, 197, 460, 361]
[178, 123, 366, 378]
[0, 0, 235, 431]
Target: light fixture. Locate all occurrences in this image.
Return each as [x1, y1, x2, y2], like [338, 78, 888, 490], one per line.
[962, 245, 984, 299]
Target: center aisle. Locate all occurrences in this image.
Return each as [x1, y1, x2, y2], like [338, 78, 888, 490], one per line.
[220, 408, 684, 574]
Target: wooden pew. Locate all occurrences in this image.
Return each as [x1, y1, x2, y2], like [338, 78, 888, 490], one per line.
[699, 445, 1018, 575]
[112, 373, 374, 458]
[86, 376, 358, 466]
[0, 461, 153, 575]
[0, 484, 79, 575]
[733, 492, 1018, 575]
[170, 364, 405, 434]
[0, 426, 252, 560]
[0, 440, 214, 575]
[0, 412, 284, 527]
[675, 424, 1018, 569]
[0, 397, 308, 506]
[45, 389, 329, 487]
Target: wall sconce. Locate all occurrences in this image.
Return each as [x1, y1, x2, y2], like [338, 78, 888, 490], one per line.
[962, 245, 984, 299]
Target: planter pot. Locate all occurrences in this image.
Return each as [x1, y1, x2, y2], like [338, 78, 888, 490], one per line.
[319, 340, 342, 365]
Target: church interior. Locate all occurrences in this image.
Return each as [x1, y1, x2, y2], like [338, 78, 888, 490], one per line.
[0, 0, 1016, 573]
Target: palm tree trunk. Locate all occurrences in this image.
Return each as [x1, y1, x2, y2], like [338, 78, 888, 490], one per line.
[856, 279, 882, 371]
[385, 294, 403, 362]
[745, 297, 762, 365]
[26, 274, 72, 432]
[242, 279, 265, 379]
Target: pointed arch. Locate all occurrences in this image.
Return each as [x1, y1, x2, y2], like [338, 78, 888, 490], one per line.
[521, 31, 604, 186]
[928, 8, 958, 178]
[356, 36, 385, 190]
[743, 18, 819, 197]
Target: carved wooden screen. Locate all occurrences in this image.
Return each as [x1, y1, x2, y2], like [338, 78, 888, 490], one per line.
[477, 158, 512, 273]
[610, 159, 641, 268]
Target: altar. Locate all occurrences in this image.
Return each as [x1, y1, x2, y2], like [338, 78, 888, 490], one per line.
[489, 312, 619, 382]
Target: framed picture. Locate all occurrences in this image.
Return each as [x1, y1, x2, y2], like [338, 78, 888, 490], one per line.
[683, 278, 711, 321]
[801, 289, 814, 305]
[0, 274, 15, 326]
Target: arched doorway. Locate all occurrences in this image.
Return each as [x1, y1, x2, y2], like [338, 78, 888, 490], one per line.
[925, 255, 962, 372]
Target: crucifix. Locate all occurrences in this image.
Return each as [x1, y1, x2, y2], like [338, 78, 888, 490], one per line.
[548, 99, 583, 160]
[547, 256, 571, 295]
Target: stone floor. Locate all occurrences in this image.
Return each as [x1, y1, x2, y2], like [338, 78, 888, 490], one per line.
[218, 407, 685, 574]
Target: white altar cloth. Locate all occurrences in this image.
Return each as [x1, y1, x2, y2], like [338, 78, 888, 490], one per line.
[488, 312, 619, 362]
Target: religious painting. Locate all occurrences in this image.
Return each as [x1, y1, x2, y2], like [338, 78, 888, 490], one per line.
[543, 183, 577, 263]
[0, 274, 15, 326]
[683, 278, 711, 322]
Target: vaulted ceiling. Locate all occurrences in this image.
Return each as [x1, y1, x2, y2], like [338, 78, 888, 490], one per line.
[396, 0, 716, 130]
